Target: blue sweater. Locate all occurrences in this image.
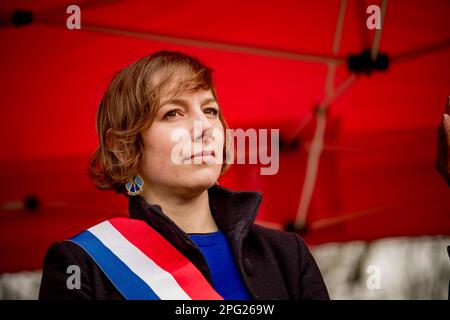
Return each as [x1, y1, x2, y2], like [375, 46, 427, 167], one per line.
[189, 230, 252, 300]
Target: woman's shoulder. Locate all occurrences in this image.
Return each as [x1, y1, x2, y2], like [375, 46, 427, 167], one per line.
[39, 240, 122, 300]
[248, 223, 330, 300]
[40, 240, 99, 288]
[248, 223, 312, 257]
[43, 240, 91, 266]
[39, 240, 93, 300]
[247, 223, 324, 276]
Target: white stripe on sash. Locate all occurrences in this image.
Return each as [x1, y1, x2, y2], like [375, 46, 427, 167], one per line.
[89, 221, 191, 300]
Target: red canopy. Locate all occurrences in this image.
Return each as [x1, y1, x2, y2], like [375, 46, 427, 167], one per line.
[0, 0, 449, 273]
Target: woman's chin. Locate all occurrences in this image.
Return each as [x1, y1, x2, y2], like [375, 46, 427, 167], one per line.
[178, 171, 219, 192]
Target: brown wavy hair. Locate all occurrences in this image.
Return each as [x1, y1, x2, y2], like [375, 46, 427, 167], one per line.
[88, 50, 232, 196]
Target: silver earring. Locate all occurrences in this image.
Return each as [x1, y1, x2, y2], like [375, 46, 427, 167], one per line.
[125, 175, 144, 195]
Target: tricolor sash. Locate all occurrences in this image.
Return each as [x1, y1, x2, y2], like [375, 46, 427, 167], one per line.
[67, 217, 223, 300]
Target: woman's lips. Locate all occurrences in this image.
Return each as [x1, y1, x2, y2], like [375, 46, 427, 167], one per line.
[190, 150, 215, 159]
[184, 150, 216, 163]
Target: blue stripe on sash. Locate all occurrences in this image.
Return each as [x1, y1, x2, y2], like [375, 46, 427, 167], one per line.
[69, 230, 160, 300]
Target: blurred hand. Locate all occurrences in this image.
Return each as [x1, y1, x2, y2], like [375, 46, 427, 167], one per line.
[435, 97, 450, 186]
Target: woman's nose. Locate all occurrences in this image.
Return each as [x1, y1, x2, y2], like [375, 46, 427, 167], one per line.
[191, 111, 214, 141]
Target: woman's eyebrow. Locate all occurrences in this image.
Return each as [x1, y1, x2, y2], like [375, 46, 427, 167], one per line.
[199, 97, 218, 107]
[160, 97, 217, 109]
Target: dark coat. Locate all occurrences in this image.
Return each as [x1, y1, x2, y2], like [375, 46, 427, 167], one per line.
[38, 185, 329, 300]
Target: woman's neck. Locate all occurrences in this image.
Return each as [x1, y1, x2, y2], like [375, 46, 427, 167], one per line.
[140, 186, 219, 234]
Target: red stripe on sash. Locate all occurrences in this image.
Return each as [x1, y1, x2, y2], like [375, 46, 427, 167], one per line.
[109, 218, 223, 300]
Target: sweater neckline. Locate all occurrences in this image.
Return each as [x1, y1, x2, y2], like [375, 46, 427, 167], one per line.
[188, 230, 225, 247]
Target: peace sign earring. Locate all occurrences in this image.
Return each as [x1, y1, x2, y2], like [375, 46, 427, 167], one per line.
[125, 175, 144, 196]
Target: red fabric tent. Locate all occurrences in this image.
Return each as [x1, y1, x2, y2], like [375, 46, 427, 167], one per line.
[1, 0, 449, 273]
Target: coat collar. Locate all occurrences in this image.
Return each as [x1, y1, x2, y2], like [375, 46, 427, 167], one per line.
[127, 184, 262, 235]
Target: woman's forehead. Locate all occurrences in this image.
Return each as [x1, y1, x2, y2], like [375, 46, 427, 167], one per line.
[163, 89, 215, 105]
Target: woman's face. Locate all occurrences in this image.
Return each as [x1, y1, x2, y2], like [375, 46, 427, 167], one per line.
[140, 85, 224, 197]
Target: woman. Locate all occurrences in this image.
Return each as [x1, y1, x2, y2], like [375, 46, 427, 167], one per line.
[38, 51, 329, 300]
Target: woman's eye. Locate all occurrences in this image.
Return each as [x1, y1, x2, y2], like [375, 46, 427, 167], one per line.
[204, 107, 219, 116]
[163, 110, 180, 119]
